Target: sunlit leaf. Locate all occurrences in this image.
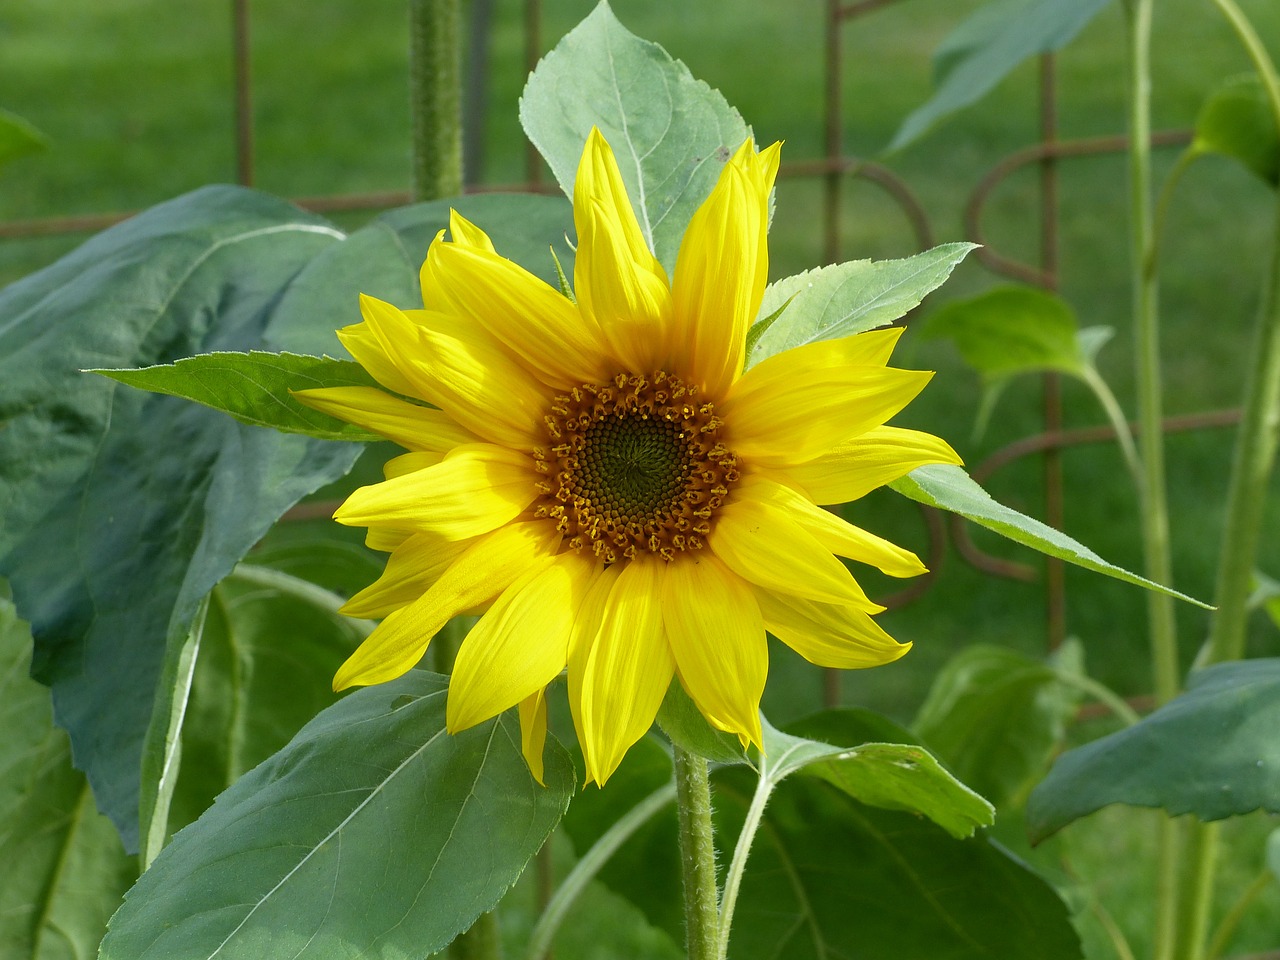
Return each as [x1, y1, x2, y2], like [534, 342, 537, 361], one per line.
[0, 595, 135, 960]
[1192, 75, 1280, 187]
[1027, 658, 1280, 842]
[892, 465, 1210, 608]
[748, 243, 976, 364]
[100, 671, 574, 960]
[519, 0, 749, 273]
[889, 0, 1113, 151]
[914, 642, 1083, 809]
[95, 352, 384, 442]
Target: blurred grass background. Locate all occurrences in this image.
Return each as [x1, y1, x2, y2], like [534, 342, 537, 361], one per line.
[3, 0, 1279, 955]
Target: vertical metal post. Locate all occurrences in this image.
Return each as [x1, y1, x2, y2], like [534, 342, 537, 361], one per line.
[233, 0, 254, 186]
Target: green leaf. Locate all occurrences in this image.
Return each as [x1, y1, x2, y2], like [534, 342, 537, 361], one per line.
[100, 671, 574, 960]
[1192, 75, 1280, 187]
[892, 464, 1211, 608]
[760, 712, 994, 840]
[889, 0, 1113, 151]
[1027, 658, 1280, 842]
[913, 642, 1083, 810]
[0, 594, 136, 960]
[0, 107, 48, 168]
[747, 243, 977, 365]
[1268, 827, 1280, 882]
[923, 285, 1087, 381]
[519, 0, 749, 273]
[0, 186, 363, 851]
[655, 680, 748, 765]
[716, 769, 1082, 959]
[94, 351, 385, 442]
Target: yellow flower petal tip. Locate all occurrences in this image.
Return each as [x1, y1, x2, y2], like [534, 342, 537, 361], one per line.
[314, 130, 956, 785]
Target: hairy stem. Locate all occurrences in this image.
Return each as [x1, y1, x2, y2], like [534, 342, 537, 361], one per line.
[408, 0, 463, 201]
[673, 746, 720, 960]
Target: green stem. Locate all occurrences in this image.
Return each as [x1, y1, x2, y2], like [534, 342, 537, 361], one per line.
[408, 0, 463, 201]
[1122, 3, 1182, 957]
[1205, 867, 1277, 960]
[230, 563, 376, 639]
[673, 746, 720, 960]
[525, 785, 677, 960]
[716, 770, 772, 960]
[1051, 669, 1143, 727]
[449, 909, 503, 960]
[1079, 365, 1144, 493]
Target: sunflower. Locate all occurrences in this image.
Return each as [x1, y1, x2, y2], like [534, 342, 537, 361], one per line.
[295, 129, 960, 785]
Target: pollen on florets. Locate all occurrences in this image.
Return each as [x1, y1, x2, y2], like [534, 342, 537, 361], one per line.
[532, 371, 740, 564]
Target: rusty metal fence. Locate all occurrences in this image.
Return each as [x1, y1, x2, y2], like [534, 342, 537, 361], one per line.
[0, 0, 1240, 682]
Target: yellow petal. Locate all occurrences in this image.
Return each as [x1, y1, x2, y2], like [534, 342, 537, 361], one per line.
[356, 294, 548, 448]
[740, 475, 926, 578]
[663, 555, 765, 749]
[447, 552, 596, 732]
[518, 688, 549, 786]
[709, 493, 881, 609]
[722, 336, 934, 467]
[445, 208, 496, 253]
[770, 425, 962, 505]
[333, 519, 560, 689]
[569, 557, 674, 785]
[340, 532, 470, 619]
[365, 526, 413, 552]
[756, 589, 911, 669]
[334, 444, 537, 540]
[672, 139, 781, 397]
[336, 321, 422, 399]
[293, 386, 478, 453]
[573, 129, 674, 372]
[422, 216, 611, 388]
[382, 450, 439, 479]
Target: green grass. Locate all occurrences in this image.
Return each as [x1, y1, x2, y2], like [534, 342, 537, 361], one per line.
[4, 0, 1280, 955]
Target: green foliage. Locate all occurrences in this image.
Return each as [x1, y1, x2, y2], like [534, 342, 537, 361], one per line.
[747, 243, 977, 364]
[1028, 659, 1280, 841]
[889, 0, 1114, 150]
[1192, 74, 1280, 187]
[655, 681, 748, 765]
[100, 671, 575, 960]
[95, 352, 385, 442]
[519, 0, 749, 274]
[913, 642, 1083, 810]
[0, 107, 47, 169]
[892, 464, 1210, 607]
[0, 186, 363, 851]
[0, 595, 135, 960]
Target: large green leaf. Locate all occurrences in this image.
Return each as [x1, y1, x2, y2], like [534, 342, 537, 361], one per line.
[100, 671, 575, 960]
[0, 594, 135, 960]
[1192, 75, 1280, 187]
[892, 464, 1210, 607]
[1027, 658, 1280, 842]
[914, 642, 1083, 810]
[519, 0, 749, 273]
[716, 769, 1082, 960]
[747, 243, 976, 365]
[94, 352, 384, 442]
[889, 0, 1113, 151]
[0, 186, 362, 851]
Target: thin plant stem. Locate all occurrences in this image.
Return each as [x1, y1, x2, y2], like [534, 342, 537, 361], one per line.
[1121, 2, 1182, 957]
[1206, 868, 1277, 960]
[525, 785, 677, 960]
[1173, 7, 1280, 957]
[1079, 365, 1144, 493]
[1051, 669, 1143, 727]
[673, 746, 720, 960]
[409, 0, 463, 202]
[716, 771, 772, 960]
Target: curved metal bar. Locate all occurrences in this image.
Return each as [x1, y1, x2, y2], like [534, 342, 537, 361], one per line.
[781, 156, 935, 252]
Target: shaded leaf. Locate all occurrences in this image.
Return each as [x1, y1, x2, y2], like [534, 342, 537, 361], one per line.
[748, 243, 976, 365]
[1192, 75, 1280, 187]
[519, 0, 748, 273]
[655, 680, 748, 765]
[913, 642, 1083, 809]
[0, 186, 361, 851]
[717, 769, 1082, 960]
[100, 671, 575, 960]
[0, 595, 135, 960]
[1027, 659, 1280, 842]
[94, 352, 384, 442]
[890, 0, 1113, 150]
[0, 107, 48, 168]
[891, 465, 1210, 607]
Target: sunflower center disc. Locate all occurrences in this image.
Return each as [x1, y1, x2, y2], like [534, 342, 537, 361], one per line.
[533, 371, 740, 563]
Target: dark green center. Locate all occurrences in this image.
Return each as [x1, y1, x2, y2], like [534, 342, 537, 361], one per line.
[577, 414, 691, 520]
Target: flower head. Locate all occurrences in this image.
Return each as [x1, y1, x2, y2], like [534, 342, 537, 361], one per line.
[296, 129, 960, 785]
